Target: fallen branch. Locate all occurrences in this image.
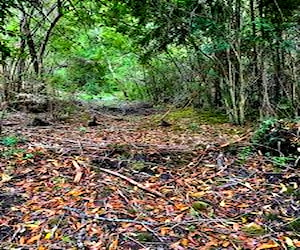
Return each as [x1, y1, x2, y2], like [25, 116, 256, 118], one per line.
[64, 206, 157, 226]
[97, 167, 164, 198]
[64, 206, 232, 226]
[219, 130, 252, 148]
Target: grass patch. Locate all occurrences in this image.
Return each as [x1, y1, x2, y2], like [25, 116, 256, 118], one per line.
[167, 108, 228, 125]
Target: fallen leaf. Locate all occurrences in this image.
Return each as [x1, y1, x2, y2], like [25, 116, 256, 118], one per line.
[181, 238, 189, 246]
[280, 183, 288, 193]
[44, 232, 52, 240]
[108, 238, 119, 250]
[38, 246, 47, 250]
[242, 222, 265, 235]
[175, 203, 189, 211]
[26, 234, 41, 244]
[191, 201, 209, 211]
[1, 173, 12, 182]
[257, 242, 279, 250]
[294, 239, 300, 247]
[285, 237, 295, 247]
[160, 227, 170, 236]
[219, 200, 226, 207]
[19, 236, 26, 245]
[24, 223, 40, 230]
[189, 191, 205, 198]
[67, 189, 84, 196]
[233, 223, 240, 231]
[222, 241, 230, 247]
[244, 182, 253, 190]
[72, 160, 83, 183]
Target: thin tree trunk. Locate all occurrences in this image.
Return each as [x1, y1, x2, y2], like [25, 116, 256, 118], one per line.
[21, 11, 39, 75]
[250, 0, 258, 74]
[39, 0, 63, 74]
[226, 49, 239, 124]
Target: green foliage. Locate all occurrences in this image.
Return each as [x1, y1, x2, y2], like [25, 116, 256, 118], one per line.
[238, 146, 253, 161]
[252, 118, 277, 144]
[136, 232, 153, 242]
[48, 25, 143, 99]
[0, 148, 24, 158]
[61, 235, 73, 244]
[188, 122, 200, 131]
[52, 57, 106, 94]
[0, 135, 26, 158]
[1, 135, 19, 147]
[187, 225, 196, 232]
[23, 153, 34, 160]
[261, 0, 300, 19]
[277, 98, 297, 118]
[78, 127, 87, 133]
[264, 213, 280, 222]
[0, 0, 15, 56]
[270, 156, 294, 167]
[286, 218, 300, 232]
[252, 119, 299, 170]
[1, 0, 299, 124]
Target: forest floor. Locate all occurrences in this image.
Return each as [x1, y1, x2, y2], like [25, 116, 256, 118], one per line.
[0, 105, 299, 250]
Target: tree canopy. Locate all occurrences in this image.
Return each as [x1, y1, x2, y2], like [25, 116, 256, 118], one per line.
[0, 0, 299, 123]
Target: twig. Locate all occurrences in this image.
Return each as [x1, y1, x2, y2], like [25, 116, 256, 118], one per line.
[294, 156, 300, 167]
[63, 206, 158, 226]
[77, 140, 84, 155]
[125, 235, 148, 248]
[143, 225, 164, 243]
[159, 106, 172, 122]
[169, 218, 232, 228]
[97, 167, 164, 198]
[64, 206, 233, 227]
[117, 189, 130, 204]
[219, 132, 252, 148]
[77, 217, 87, 249]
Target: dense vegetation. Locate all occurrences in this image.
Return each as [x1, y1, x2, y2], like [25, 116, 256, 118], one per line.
[0, 0, 299, 124]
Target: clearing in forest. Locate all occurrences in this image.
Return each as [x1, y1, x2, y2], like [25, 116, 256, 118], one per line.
[0, 106, 299, 249]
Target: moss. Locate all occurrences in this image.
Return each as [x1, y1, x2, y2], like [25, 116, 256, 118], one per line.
[131, 161, 145, 171]
[136, 232, 154, 242]
[191, 201, 209, 211]
[168, 108, 197, 120]
[264, 213, 280, 221]
[99, 186, 115, 198]
[242, 222, 266, 235]
[167, 108, 228, 125]
[196, 110, 228, 124]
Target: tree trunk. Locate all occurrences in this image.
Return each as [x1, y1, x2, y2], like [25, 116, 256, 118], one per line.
[21, 11, 39, 75]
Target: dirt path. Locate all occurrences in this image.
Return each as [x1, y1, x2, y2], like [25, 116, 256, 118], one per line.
[0, 111, 299, 249]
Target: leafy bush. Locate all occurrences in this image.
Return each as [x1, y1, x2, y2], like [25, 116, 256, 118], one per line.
[53, 57, 107, 94]
[251, 119, 299, 166]
[252, 118, 277, 144]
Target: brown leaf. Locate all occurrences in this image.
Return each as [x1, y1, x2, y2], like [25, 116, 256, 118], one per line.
[257, 242, 279, 250]
[108, 238, 119, 250]
[72, 160, 83, 183]
[26, 234, 41, 244]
